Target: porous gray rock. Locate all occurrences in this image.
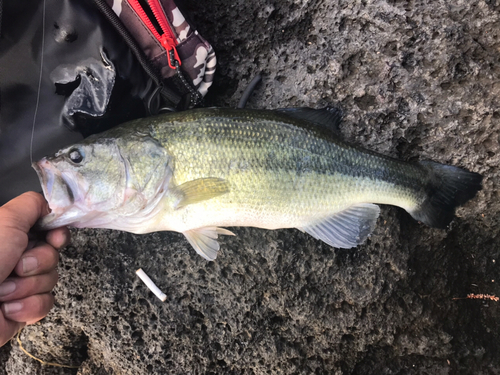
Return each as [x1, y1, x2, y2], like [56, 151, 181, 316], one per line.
[1, 0, 499, 373]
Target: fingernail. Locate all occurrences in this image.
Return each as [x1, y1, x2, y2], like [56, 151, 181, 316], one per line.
[0, 281, 16, 297]
[3, 301, 23, 314]
[22, 257, 39, 274]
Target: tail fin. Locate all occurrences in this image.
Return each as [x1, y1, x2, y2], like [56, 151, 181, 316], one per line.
[410, 161, 482, 228]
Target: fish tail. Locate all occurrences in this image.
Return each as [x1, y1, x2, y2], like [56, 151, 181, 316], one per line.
[409, 161, 482, 228]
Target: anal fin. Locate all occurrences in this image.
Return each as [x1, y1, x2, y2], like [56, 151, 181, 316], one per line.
[183, 227, 235, 260]
[300, 203, 380, 249]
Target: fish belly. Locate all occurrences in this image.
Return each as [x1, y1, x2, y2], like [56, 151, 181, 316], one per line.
[162, 172, 419, 233]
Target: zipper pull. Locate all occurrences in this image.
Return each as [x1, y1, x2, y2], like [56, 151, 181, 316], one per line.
[159, 35, 181, 70]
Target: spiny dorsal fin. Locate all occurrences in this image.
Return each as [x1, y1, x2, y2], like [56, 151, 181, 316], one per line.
[183, 227, 236, 260]
[175, 177, 230, 209]
[275, 106, 343, 135]
[300, 203, 380, 248]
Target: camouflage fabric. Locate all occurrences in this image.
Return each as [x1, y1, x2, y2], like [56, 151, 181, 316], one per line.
[106, 0, 216, 99]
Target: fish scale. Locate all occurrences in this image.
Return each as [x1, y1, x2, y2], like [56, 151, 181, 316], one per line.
[144, 109, 423, 232]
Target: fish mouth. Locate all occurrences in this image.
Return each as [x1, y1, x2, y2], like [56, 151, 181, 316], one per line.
[32, 158, 75, 209]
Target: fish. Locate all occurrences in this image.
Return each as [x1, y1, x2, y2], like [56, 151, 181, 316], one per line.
[32, 107, 482, 260]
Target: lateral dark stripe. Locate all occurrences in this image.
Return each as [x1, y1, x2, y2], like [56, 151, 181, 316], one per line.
[160, 118, 426, 191]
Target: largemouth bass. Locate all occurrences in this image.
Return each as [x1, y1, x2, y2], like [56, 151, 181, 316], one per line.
[33, 107, 482, 260]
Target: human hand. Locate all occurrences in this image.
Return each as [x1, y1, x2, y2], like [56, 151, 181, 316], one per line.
[0, 192, 70, 347]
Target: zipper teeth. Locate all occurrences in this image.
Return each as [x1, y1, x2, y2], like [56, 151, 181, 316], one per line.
[128, 0, 162, 40]
[148, 0, 177, 44]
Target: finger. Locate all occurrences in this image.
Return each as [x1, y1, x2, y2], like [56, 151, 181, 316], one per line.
[0, 192, 48, 282]
[1, 293, 55, 324]
[0, 192, 48, 233]
[0, 270, 59, 302]
[45, 227, 71, 250]
[14, 243, 59, 277]
[0, 315, 25, 348]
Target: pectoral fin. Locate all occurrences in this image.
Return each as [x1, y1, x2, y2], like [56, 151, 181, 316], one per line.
[183, 227, 236, 260]
[300, 203, 380, 248]
[175, 178, 230, 209]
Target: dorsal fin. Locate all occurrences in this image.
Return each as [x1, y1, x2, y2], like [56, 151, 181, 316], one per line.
[275, 106, 343, 135]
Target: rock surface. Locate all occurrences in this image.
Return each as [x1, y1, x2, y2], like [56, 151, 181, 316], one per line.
[1, 0, 499, 373]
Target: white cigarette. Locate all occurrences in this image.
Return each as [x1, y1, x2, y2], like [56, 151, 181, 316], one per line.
[136, 268, 167, 302]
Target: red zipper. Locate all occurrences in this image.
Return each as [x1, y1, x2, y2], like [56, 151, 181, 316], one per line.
[128, 0, 181, 69]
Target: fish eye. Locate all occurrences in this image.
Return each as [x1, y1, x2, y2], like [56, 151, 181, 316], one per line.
[68, 148, 84, 164]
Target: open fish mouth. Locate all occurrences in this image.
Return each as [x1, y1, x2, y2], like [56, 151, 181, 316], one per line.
[32, 158, 75, 209]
